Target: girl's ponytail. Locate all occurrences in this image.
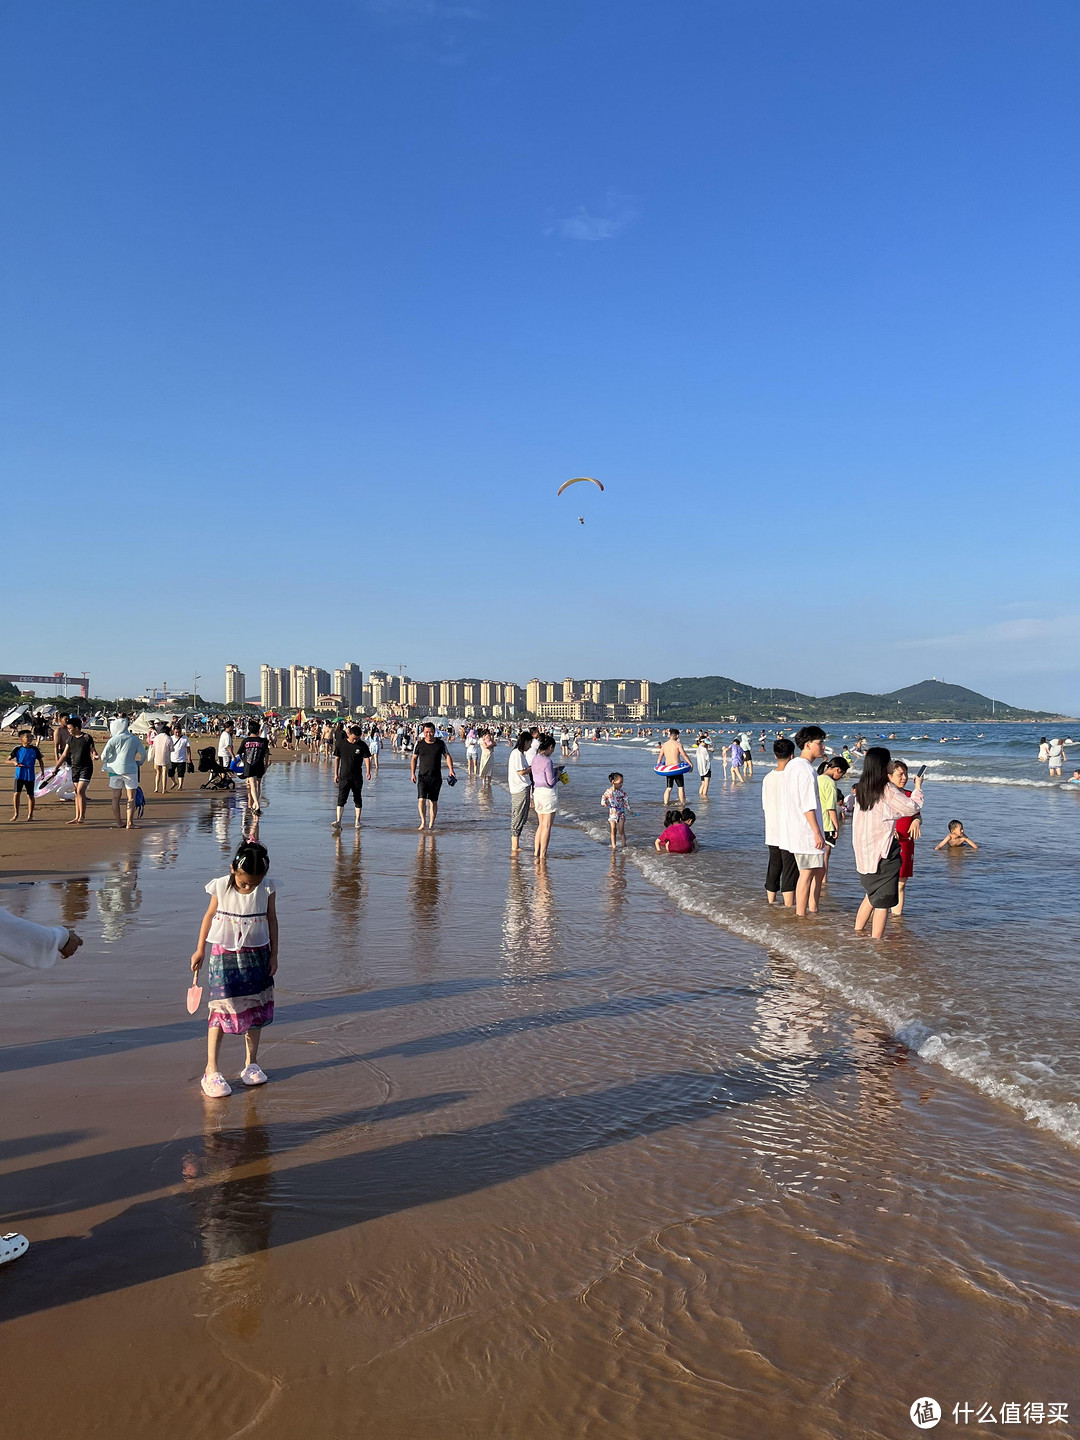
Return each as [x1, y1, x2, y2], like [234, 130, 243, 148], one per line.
[229, 839, 270, 889]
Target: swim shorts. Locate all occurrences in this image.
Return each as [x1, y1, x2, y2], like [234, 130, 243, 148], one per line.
[109, 773, 138, 791]
[71, 766, 93, 783]
[14, 777, 35, 795]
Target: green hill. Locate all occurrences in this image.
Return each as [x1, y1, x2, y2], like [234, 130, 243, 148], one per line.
[654, 676, 1071, 723]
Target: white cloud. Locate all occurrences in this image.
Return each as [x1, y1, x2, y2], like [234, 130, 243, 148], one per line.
[547, 192, 640, 243]
[898, 615, 1080, 650]
[365, 0, 489, 20]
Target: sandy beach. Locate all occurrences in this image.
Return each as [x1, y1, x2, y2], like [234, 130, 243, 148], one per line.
[1, 749, 1077, 1439]
[0, 735, 298, 880]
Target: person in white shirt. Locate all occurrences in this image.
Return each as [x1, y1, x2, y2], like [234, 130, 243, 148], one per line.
[217, 727, 235, 768]
[508, 731, 533, 854]
[694, 736, 713, 797]
[169, 725, 192, 791]
[761, 737, 798, 905]
[778, 725, 828, 917]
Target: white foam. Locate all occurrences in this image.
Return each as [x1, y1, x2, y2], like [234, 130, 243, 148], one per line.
[561, 802, 1080, 1151]
[932, 774, 1059, 788]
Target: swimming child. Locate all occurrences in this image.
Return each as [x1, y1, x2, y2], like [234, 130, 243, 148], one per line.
[655, 808, 697, 853]
[934, 820, 979, 851]
[601, 772, 629, 849]
[191, 839, 278, 1098]
[1068, 770, 1080, 785]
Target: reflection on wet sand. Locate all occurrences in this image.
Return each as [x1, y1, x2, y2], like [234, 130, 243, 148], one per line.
[144, 826, 184, 870]
[500, 859, 560, 971]
[330, 831, 367, 946]
[410, 834, 441, 935]
[183, 1095, 273, 1338]
[95, 858, 141, 943]
[606, 851, 628, 931]
[51, 877, 91, 930]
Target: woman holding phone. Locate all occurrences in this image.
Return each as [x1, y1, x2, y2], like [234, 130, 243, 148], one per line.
[849, 748, 924, 938]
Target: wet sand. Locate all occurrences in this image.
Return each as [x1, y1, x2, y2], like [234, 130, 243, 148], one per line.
[1, 755, 1078, 1439]
[0, 736, 299, 880]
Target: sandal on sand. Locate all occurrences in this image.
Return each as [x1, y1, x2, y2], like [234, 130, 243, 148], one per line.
[0, 1232, 29, 1266]
[239, 1063, 268, 1087]
[201, 1071, 232, 1099]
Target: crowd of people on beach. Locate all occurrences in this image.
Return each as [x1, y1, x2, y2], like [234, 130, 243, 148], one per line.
[0, 699, 1036, 1273]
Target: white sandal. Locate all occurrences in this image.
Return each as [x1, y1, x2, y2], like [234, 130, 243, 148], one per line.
[239, 1063, 268, 1087]
[200, 1071, 232, 1099]
[0, 1232, 29, 1266]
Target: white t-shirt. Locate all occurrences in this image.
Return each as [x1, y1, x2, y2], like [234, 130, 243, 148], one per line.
[695, 743, 711, 775]
[218, 731, 234, 757]
[526, 738, 540, 762]
[205, 875, 276, 950]
[170, 736, 191, 765]
[151, 733, 171, 766]
[761, 768, 785, 847]
[778, 755, 823, 854]
[508, 749, 531, 794]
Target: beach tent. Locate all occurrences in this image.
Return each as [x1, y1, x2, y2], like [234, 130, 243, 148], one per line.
[131, 711, 176, 734]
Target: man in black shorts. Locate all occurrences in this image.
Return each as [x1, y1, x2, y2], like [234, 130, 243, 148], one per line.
[332, 723, 372, 830]
[410, 722, 456, 831]
[241, 719, 271, 814]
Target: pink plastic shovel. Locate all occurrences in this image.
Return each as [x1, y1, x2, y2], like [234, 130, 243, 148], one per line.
[186, 984, 203, 1014]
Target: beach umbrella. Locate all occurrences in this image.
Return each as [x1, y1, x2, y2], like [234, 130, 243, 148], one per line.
[1, 705, 29, 730]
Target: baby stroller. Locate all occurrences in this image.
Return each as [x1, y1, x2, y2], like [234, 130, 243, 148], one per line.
[198, 746, 236, 790]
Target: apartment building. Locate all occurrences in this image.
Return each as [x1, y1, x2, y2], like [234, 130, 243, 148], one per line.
[259, 665, 290, 711]
[224, 664, 245, 706]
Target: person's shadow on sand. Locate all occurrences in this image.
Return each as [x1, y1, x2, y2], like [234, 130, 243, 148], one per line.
[0, 1051, 849, 1322]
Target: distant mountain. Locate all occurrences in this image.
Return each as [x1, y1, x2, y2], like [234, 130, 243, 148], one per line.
[653, 676, 1072, 723]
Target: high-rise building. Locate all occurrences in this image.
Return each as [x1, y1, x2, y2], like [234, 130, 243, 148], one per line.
[225, 664, 245, 706]
[260, 665, 289, 711]
[287, 665, 333, 710]
[334, 664, 362, 712]
[290, 665, 316, 711]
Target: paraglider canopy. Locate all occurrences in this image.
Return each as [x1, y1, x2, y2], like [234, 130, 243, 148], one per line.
[557, 476, 604, 497]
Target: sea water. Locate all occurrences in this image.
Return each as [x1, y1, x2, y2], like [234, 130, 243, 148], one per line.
[555, 722, 1080, 1147]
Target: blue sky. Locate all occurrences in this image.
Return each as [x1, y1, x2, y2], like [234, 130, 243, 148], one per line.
[3, 1, 1078, 709]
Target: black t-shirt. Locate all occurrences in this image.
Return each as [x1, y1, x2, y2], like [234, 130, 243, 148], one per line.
[242, 736, 270, 775]
[413, 737, 448, 778]
[335, 737, 371, 782]
[66, 735, 94, 770]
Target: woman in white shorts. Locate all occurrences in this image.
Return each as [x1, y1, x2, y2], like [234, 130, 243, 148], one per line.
[529, 736, 559, 861]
